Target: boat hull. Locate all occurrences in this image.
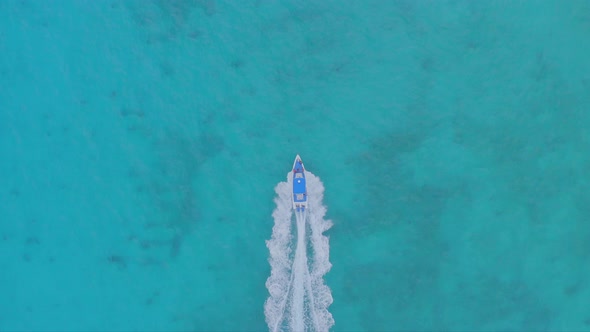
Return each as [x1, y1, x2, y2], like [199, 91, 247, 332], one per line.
[292, 154, 307, 211]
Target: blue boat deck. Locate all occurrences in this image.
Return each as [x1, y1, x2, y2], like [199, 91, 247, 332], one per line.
[293, 174, 306, 202]
[292, 158, 307, 204]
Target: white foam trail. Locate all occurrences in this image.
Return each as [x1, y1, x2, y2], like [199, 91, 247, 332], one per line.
[265, 171, 334, 332]
[291, 211, 306, 332]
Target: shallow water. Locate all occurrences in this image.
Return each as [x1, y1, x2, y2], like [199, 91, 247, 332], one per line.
[1, 1, 589, 331]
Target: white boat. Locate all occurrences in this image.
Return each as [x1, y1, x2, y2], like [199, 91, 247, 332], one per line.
[292, 154, 307, 211]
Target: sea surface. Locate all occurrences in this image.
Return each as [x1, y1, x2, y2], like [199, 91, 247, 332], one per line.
[1, 1, 590, 331]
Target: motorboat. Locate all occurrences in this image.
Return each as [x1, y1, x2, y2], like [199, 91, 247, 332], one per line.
[292, 154, 307, 211]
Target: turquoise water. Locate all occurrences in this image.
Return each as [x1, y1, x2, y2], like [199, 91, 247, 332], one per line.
[1, 0, 590, 330]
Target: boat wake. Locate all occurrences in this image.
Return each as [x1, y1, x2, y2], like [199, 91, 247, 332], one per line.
[265, 170, 334, 332]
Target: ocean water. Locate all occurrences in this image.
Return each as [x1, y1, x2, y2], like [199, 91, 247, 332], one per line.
[1, 0, 590, 331]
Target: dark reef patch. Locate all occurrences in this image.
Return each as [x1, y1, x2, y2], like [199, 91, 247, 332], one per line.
[349, 114, 446, 237]
[119, 108, 145, 118]
[230, 59, 244, 69]
[145, 291, 160, 306]
[126, 0, 215, 46]
[459, 276, 553, 330]
[124, 127, 225, 265]
[158, 62, 175, 78]
[25, 237, 40, 245]
[107, 254, 127, 269]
